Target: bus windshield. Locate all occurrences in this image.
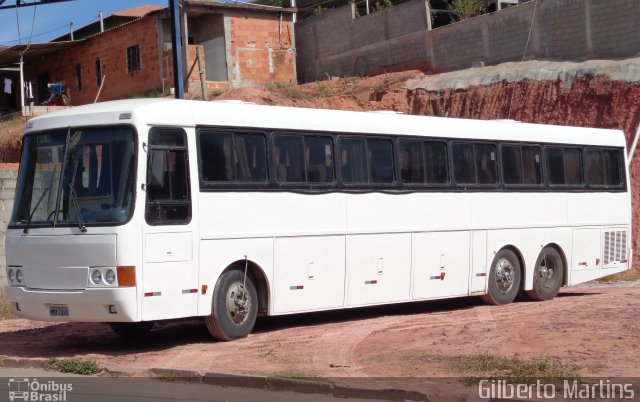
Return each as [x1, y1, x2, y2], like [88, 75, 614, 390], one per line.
[11, 126, 136, 229]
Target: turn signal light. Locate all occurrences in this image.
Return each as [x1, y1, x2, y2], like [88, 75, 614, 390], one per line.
[117, 266, 136, 287]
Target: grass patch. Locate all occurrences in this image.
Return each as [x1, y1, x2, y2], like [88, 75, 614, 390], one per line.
[420, 353, 580, 384]
[0, 291, 16, 320]
[43, 358, 102, 375]
[597, 269, 640, 283]
[315, 83, 331, 98]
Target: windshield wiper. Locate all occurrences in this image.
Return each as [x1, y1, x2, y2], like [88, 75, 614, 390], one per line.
[23, 187, 50, 234]
[68, 157, 87, 233]
[23, 165, 58, 234]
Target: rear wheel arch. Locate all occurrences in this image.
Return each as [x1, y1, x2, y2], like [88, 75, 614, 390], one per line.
[544, 243, 568, 287]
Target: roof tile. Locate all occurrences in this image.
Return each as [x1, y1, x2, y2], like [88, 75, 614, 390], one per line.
[111, 4, 163, 18]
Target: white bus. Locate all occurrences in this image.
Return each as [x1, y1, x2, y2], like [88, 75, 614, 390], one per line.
[4, 99, 631, 341]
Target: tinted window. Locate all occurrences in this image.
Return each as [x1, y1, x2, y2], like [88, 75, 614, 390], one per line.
[199, 131, 267, 183]
[545, 147, 583, 186]
[564, 148, 583, 185]
[200, 132, 233, 181]
[368, 139, 394, 184]
[398, 140, 424, 184]
[399, 140, 448, 185]
[340, 138, 367, 184]
[475, 144, 497, 184]
[305, 136, 334, 183]
[453, 143, 475, 184]
[235, 133, 267, 182]
[273, 135, 304, 183]
[146, 129, 191, 224]
[546, 147, 565, 185]
[424, 142, 448, 184]
[502, 145, 541, 185]
[586, 149, 623, 187]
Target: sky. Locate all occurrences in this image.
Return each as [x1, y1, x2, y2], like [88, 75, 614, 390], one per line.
[0, 0, 168, 46]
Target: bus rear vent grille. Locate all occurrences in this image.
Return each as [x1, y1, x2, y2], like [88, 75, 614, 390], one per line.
[603, 230, 627, 265]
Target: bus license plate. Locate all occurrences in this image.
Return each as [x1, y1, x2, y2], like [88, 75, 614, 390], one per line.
[49, 305, 69, 317]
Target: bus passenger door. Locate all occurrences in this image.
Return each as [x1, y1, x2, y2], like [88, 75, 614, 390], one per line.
[142, 128, 199, 321]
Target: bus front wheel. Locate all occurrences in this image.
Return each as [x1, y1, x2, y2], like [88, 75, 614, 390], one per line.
[482, 249, 521, 305]
[526, 247, 564, 301]
[205, 269, 258, 341]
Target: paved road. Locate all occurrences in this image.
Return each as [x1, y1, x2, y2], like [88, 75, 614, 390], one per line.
[0, 368, 383, 402]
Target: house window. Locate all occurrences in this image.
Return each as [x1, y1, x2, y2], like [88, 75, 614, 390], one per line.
[126, 45, 141, 73]
[95, 58, 102, 86]
[75, 64, 82, 91]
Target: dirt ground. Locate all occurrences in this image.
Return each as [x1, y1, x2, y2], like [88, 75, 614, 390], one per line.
[1, 282, 638, 400]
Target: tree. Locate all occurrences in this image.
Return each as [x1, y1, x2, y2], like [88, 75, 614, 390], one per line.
[447, 0, 486, 21]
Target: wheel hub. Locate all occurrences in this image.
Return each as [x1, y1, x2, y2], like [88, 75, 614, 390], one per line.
[539, 257, 556, 285]
[495, 258, 515, 294]
[225, 282, 251, 325]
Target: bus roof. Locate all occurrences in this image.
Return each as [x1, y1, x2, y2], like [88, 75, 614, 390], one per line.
[26, 98, 626, 148]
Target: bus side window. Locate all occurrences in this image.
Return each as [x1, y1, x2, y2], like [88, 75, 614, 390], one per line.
[545, 147, 566, 185]
[503, 145, 542, 186]
[145, 128, 191, 225]
[368, 139, 394, 184]
[586, 148, 623, 188]
[398, 140, 423, 184]
[603, 149, 622, 187]
[305, 136, 334, 183]
[273, 135, 304, 183]
[522, 146, 542, 185]
[425, 141, 448, 184]
[452, 143, 475, 185]
[475, 144, 497, 185]
[340, 138, 367, 184]
[564, 148, 583, 186]
[200, 132, 233, 181]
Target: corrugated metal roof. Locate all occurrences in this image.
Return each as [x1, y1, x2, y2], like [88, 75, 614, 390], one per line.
[0, 41, 83, 68]
[111, 4, 163, 18]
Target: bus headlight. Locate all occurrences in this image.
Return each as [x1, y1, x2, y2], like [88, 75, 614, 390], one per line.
[15, 269, 23, 283]
[105, 269, 116, 285]
[8, 268, 15, 283]
[91, 269, 103, 285]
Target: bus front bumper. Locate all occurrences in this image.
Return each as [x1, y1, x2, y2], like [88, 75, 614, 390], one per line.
[5, 286, 138, 322]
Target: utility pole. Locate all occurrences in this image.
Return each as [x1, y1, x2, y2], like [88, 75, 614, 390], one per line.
[169, 0, 184, 99]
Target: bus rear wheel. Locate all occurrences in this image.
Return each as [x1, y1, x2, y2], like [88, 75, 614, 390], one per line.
[205, 269, 258, 341]
[482, 249, 521, 305]
[108, 321, 154, 338]
[527, 247, 564, 301]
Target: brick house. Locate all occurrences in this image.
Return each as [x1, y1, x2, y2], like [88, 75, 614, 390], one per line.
[0, 1, 297, 109]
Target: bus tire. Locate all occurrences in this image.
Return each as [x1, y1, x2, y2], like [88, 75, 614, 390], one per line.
[527, 247, 564, 301]
[482, 249, 521, 305]
[205, 269, 258, 341]
[108, 321, 154, 338]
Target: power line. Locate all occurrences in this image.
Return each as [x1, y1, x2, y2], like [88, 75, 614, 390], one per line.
[0, 14, 98, 46]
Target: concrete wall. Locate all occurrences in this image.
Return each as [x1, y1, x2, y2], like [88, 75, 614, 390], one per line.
[296, 0, 640, 81]
[0, 165, 18, 289]
[296, 0, 430, 82]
